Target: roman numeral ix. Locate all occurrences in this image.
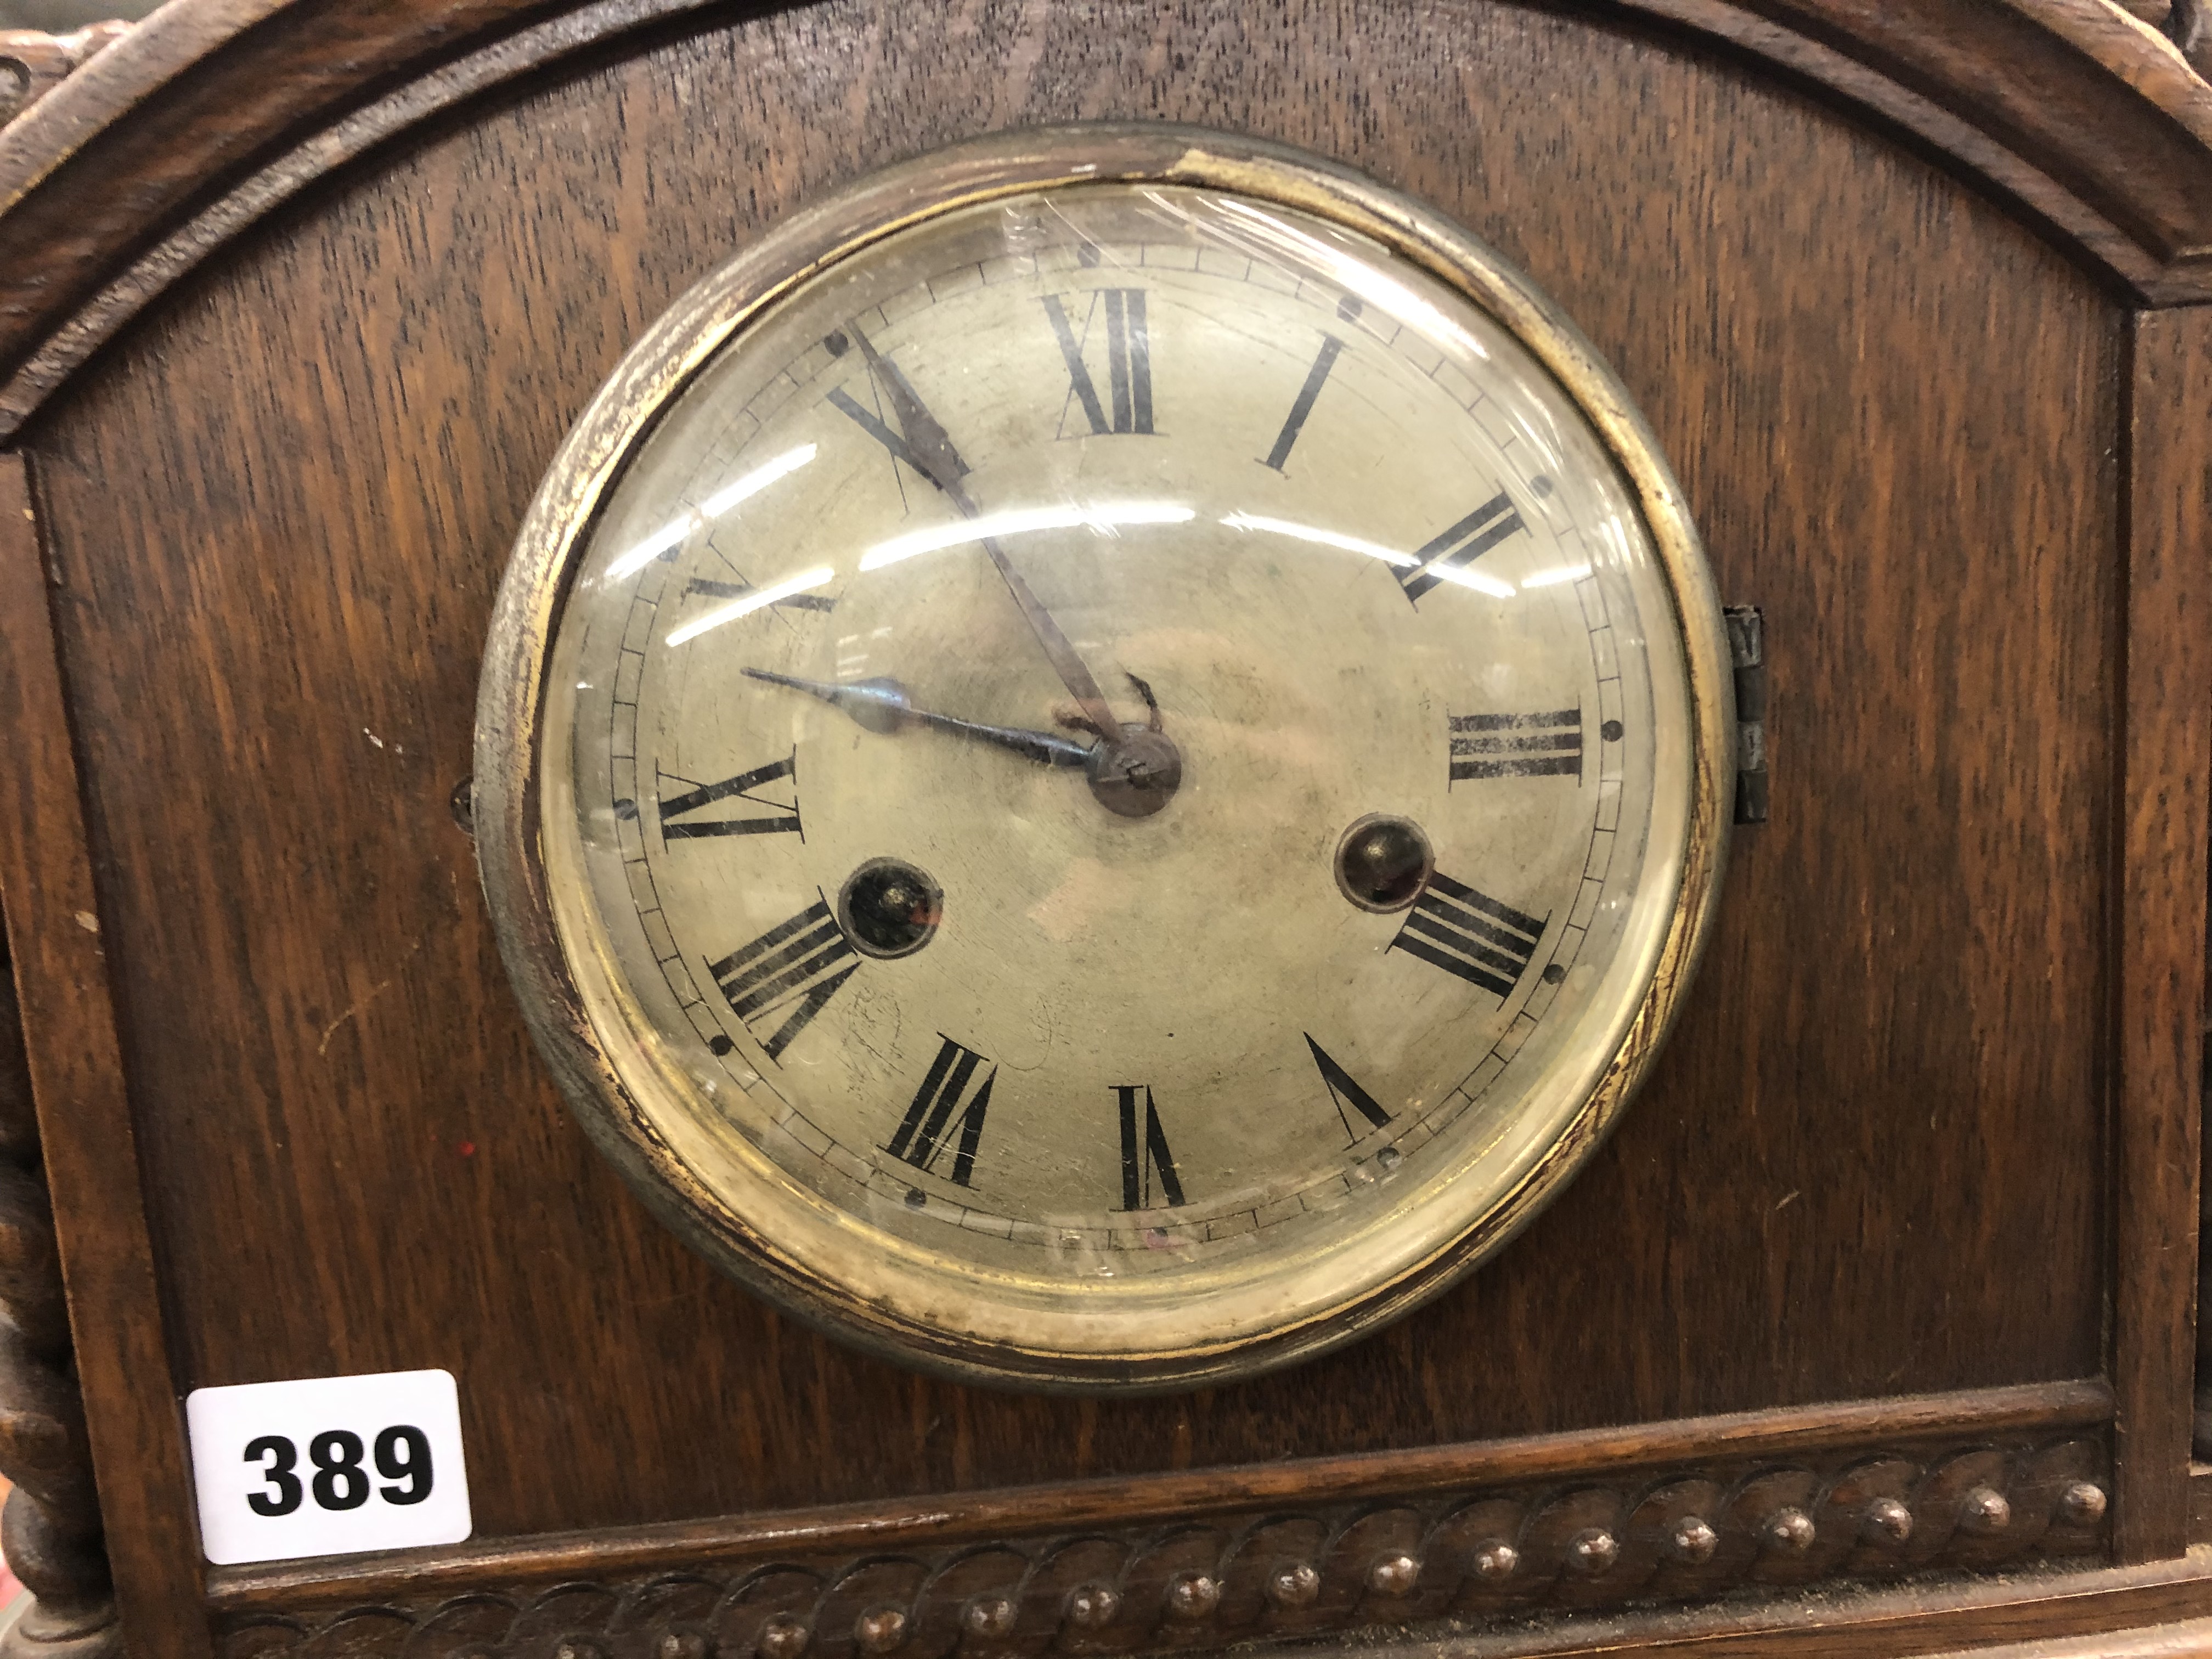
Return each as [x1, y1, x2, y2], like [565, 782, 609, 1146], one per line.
[1391, 873, 1547, 1000]
[1401, 492, 1527, 602]
[1116, 1085, 1184, 1210]
[887, 1036, 995, 1188]
[1449, 708, 1583, 783]
[708, 899, 856, 1062]
[658, 755, 802, 839]
[1306, 1035, 1392, 1142]
[1043, 290, 1154, 436]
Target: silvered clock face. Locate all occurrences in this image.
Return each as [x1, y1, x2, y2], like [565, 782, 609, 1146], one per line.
[483, 130, 1728, 1387]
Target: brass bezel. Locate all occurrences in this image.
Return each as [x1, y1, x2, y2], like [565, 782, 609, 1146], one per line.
[475, 122, 1735, 1392]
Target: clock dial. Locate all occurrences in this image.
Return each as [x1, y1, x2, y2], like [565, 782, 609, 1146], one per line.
[484, 131, 1730, 1386]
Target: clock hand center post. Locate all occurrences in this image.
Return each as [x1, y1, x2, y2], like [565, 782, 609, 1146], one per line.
[849, 328, 1183, 817]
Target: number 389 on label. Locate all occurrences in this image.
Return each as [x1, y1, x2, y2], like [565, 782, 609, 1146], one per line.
[242, 1424, 435, 1515]
[186, 1369, 472, 1565]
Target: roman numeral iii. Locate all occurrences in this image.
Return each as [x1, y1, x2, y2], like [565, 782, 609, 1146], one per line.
[1390, 873, 1546, 1000]
[887, 1036, 995, 1188]
[658, 755, 802, 838]
[1449, 709, 1583, 783]
[707, 900, 856, 1061]
[1401, 492, 1526, 602]
[1043, 290, 1154, 436]
[1116, 1085, 1184, 1210]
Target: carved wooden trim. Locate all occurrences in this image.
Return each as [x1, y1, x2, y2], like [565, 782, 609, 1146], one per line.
[0, 454, 207, 1657]
[207, 1434, 2113, 1659]
[2111, 310, 2212, 1561]
[0, 768, 115, 1653]
[0, 26, 128, 132]
[1288, 1551, 2212, 1659]
[0, 0, 2206, 443]
[206, 1381, 2114, 1612]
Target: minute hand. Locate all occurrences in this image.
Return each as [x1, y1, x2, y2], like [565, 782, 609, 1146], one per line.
[852, 328, 1127, 743]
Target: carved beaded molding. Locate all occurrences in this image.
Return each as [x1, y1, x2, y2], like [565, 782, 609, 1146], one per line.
[216, 1437, 2108, 1659]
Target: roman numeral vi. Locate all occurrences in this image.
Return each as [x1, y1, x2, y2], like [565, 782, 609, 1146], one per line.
[1391, 873, 1547, 1000]
[707, 900, 856, 1061]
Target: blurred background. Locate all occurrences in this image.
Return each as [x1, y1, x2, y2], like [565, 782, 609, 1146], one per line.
[1, 1, 157, 25]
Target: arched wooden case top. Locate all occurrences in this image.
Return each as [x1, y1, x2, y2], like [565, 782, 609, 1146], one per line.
[0, 5, 2205, 1658]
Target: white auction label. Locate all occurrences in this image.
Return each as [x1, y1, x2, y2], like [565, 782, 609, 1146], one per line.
[185, 1369, 472, 1565]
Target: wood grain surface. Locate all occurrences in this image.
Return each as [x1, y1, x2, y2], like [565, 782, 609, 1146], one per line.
[0, 455, 207, 1651]
[2113, 307, 2212, 1560]
[1283, 1546, 2212, 1658]
[205, 1380, 2114, 1610]
[205, 1430, 2114, 1656]
[0, 0, 2210, 444]
[12, 0, 2134, 1559]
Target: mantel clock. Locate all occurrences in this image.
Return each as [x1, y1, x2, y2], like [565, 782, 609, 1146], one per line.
[0, 5, 2204, 1659]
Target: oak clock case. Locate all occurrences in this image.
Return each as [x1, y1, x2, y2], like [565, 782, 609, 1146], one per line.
[476, 126, 1733, 1390]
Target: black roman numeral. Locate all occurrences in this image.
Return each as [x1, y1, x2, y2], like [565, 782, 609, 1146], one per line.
[658, 755, 802, 839]
[1400, 492, 1526, 602]
[827, 372, 968, 490]
[1261, 334, 1345, 471]
[886, 1036, 995, 1188]
[1116, 1085, 1184, 1210]
[683, 577, 835, 613]
[1390, 873, 1546, 1000]
[1043, 290, 1154, 436]
[1449, 708, 1583, 783]
[707, 900, 856, 1062]
[1305, 1035, 1392, 1141]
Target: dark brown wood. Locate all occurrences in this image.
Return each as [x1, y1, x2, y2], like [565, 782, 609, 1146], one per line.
[7, 0, 2148, 1588]
[207, 1431, 2112, 1658]
[51, 0, 2149, 1533]
[206, 1380, 2113, 1610]
[0, 0, 2209, 442]
[0, 454, 204, 1657]
[2112, 304, 2212, 1562]
[1292, 1551, 2212, 1657]
[1, 0, 2205, 1651]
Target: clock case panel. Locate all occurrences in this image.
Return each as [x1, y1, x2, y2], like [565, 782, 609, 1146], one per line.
[0, 1, 2203, 1656]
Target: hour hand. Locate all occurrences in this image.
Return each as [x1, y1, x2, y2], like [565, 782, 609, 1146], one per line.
[743, 668, 1093, 769]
